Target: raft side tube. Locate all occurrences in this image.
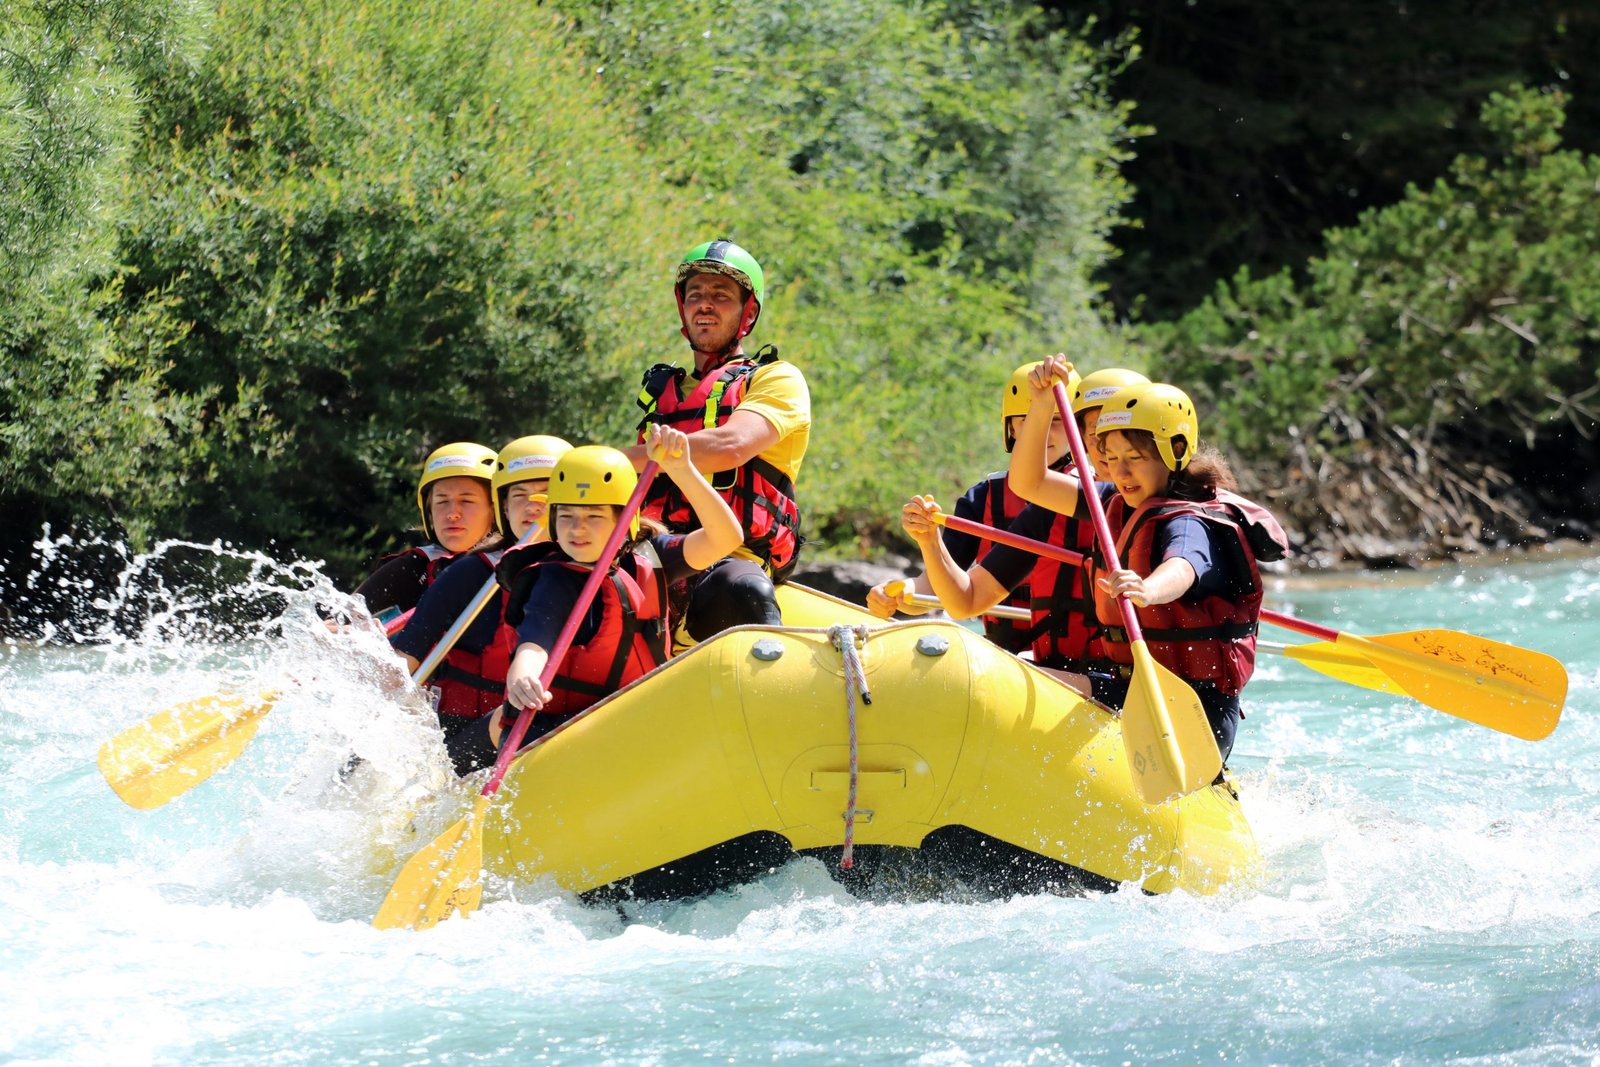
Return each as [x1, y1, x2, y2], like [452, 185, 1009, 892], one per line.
[485, 587, 1257, 898]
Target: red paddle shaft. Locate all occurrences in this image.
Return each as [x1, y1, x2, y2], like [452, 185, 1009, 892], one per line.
[481, 461, 660, 799]
[1050, 382, 1144, 641]
[937, 509, 1319, 637]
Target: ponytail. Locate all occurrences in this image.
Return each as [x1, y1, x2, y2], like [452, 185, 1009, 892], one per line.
[1167, 443, 1237, 500]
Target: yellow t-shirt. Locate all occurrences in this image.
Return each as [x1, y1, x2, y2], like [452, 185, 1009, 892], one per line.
[683, 357, 808, 570]
[735, 360, 811, 484]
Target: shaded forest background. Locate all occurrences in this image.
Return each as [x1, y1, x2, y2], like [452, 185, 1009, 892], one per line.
[4, 0, 1598, 611]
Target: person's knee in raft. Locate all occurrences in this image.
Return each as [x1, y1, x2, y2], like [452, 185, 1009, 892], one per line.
[1081, 379, 1284, 765]
[489, 428, 743, 749]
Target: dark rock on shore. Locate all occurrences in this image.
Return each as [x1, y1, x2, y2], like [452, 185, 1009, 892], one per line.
[792, 554, 919, 604]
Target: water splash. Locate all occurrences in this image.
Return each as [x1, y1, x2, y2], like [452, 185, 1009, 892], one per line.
[3, 540, 1599, 1063]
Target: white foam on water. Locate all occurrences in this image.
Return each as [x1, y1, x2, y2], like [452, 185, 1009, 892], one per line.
[3, 538, 1599, 1064]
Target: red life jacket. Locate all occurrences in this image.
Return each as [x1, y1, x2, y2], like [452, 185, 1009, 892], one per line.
[498, 543, 672, 718]
[378, 544, 455, 593]
[968, 472, 1034, 653]
[429, 551, 519, 720]
[636, 348, 803, 582]
[1022, 506, 1105, 669]
[539, 554, 671, 717]
[1092, 490, 1288, 695]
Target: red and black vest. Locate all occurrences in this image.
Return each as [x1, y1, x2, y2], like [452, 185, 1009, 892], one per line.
[381, 544, 455, 590]
[499, 544, 671, 718]
[636, 348, 803, 582]
[1092, 490, 1289, 695]
[1022, 506, 1105, 670]
[969, 472, 1034, 653]
[429, 551, 519, 720]
[966, 467, 1102, 667]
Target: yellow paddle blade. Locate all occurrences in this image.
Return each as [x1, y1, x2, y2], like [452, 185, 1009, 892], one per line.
[373, 794, 489, 930]
[1278, 641, 1403, 696]
[96, 691, 277, 810]
[1341, 630, 1567, 741]
[1119, 642, 1223, 805]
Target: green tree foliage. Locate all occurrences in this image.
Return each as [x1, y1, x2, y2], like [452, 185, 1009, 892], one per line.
[1053, 1, 1600, 319]
[112, 0, 694, 577]
[0, 1, 209, 539]
[558, 0, 1136, 548]
[81, 0, 1136, 576]
[1143, 87, 1600, 563]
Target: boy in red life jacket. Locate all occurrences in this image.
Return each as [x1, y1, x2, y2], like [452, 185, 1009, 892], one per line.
[446, 427, 743, 774]
[1007, 359, 1289, 763]
[868, 360, 1064, 652]
[390, 436, 571, 749]
[621, 239, 809, 649]
[351, 442, 500, 621]
[871, 363, 1147, 669]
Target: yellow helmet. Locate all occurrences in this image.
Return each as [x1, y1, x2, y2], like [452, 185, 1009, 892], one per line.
[493, 435, 573, 533]
[1000, 361, 1040, 452]
[1071, 367, 1150, 416]
[547, 445, 641, 538]
[1093, 381, 1200, 472]
[1000, 360, 1080, 453]
[416, 442, 497, 538]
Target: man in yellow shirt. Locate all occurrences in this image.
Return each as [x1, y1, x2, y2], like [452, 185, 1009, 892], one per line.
[625, 239, 811, 642]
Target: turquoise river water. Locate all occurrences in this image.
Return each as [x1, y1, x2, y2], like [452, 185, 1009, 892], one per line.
[2, 537, 1597, 1065]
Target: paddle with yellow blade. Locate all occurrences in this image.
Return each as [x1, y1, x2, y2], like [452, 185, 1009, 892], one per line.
[98, 501, 552, 811]
[1258, 610, 1564, 741]
[929, 510, 1568, 741]
[373, 464, 658, 931]
[1044, 379, 1221, 803]
[96, 607, 411, 811]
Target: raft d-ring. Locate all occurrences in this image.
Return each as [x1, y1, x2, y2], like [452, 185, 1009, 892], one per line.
[751, 639, 785, 661]
[915, 634, 949, 657]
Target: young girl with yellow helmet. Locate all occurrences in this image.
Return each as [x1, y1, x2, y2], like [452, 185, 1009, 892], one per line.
[1000, 357, 1289, 763]
[447, 424, 743, 773]
[389, 436, 571, 743]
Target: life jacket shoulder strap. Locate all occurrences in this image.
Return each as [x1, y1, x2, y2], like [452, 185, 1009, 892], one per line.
[1213, 489, 1291, 562]
[379, 543, 453, 566]
[635, 347, 782, 432]
[496, 542, 570, 627]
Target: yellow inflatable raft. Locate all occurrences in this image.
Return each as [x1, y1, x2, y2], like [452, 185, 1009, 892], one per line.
[481, 584, 1258, 898]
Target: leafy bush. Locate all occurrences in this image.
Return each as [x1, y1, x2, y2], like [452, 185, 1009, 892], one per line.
[0, 1, 209, 540]
[4, 0, 1140, 583]
[79, 0, 1136, 575]
[1142, 87, 1600, 562]
[559, 0, 1135, 550]
[112, 0, 694, 577]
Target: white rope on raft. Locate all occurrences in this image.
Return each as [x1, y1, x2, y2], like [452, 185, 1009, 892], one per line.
[828, 624, 873, 870]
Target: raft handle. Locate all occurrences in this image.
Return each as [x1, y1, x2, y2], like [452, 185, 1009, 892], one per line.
[810, 769, 906, 793]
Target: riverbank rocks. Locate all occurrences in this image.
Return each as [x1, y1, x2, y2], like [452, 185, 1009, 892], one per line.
[792, 555, 918, 604]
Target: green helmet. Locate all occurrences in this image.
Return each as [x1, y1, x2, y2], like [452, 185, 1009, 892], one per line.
[675, 239, 765, 342]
